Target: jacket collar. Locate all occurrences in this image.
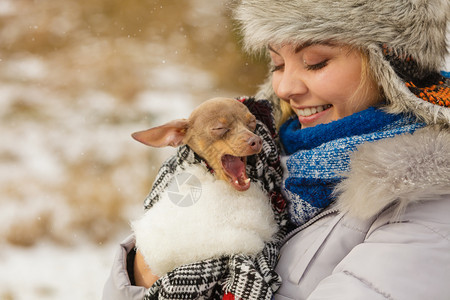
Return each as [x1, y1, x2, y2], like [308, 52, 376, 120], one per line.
[335, 125, 450, 220]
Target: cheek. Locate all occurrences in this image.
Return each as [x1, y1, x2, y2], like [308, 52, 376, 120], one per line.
[316, 63, 362, 103]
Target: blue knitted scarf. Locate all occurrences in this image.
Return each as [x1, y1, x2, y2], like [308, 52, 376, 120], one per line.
[279, 107, 425, 226]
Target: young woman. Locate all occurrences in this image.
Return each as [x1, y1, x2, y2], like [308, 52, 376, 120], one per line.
[104, 0, 450, 299]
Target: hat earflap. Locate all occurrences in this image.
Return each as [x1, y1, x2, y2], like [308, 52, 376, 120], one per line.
[369, 45, 450, 125]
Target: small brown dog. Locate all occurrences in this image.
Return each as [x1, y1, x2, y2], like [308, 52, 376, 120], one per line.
[132, 97, 263, 191]
[130, 97, 277, 286]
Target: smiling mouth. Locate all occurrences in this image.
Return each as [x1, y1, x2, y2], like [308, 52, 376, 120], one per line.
[295, 104, 332, 117]
[221, 154, 251, 191]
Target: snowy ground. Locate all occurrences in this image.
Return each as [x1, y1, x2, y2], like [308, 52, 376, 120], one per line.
[0, 1, 265, 299]
[0, 65, 203, 299]
[0, 242, 117, 299]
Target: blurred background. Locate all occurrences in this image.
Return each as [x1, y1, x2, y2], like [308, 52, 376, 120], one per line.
[2, 1, 448, 299]
[0, 0, 267, 299]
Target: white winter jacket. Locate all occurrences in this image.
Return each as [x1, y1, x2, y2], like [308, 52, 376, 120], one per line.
[275, 126, 450, 300]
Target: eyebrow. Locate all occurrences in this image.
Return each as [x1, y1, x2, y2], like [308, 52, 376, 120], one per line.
[294, 42, 315, 53]
[267, 44, 280, 55]
[268, 41, 335, 54]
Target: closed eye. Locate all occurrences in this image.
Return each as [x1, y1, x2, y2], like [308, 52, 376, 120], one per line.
[247, 119, 257, 131]
[211, 127, 229, 137]
[271, 64, 284, 73]
[305, 59, 329, 71]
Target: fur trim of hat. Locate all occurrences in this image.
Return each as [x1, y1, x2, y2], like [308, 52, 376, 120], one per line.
[234, 0, 450, 125]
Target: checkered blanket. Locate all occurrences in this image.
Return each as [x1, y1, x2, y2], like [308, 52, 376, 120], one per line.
[142, 98, 288, 300]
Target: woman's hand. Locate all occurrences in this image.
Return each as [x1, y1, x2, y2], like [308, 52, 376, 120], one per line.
[134, 250, 159, 288]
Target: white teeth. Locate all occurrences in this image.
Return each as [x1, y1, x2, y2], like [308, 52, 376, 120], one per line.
[235, 180, 239, 185]
[302, 108, 312, 116]
[296, 104, 331, 117]
[244, 178, 250, 184]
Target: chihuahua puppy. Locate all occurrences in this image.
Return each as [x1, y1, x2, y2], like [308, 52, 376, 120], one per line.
[131, 97, 277, 278]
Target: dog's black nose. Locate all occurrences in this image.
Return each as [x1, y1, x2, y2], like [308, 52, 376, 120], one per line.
[248, 136, 262, 152]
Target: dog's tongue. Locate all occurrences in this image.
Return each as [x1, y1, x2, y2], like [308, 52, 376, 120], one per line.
[221, 154, 250, 191]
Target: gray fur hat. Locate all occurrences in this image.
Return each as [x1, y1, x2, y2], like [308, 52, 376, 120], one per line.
[234, 0, 450, 125]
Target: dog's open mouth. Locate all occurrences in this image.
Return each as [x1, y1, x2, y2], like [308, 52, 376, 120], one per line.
[221, 154, 251, 191]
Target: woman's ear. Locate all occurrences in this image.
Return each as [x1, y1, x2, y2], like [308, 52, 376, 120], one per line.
[131, 119, 189, 148]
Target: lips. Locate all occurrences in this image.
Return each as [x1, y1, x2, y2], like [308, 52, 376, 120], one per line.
[221, 154, 251, 191]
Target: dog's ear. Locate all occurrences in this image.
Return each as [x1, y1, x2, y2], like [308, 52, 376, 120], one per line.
[132, 119, 189, 147]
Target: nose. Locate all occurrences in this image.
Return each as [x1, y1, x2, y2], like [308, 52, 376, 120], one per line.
[272, 66, 308, 100]
[247, 135, 262, 152]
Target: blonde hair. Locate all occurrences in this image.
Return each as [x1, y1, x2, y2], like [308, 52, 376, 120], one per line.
[276, 49, 383, 128]
[278, 100, 295, 128]
[348, 49, 383, 111]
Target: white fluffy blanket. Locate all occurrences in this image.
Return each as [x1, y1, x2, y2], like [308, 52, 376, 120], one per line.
[132, 164, 278, 277]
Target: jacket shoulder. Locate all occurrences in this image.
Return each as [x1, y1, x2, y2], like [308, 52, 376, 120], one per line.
[336, 125, 450, 220]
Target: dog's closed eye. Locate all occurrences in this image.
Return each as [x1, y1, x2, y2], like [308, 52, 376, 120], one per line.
[211, 126, 229, 137]
[247, 118, 257, 131]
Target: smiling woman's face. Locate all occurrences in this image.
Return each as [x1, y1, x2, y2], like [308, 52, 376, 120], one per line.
[269, 43, 380, 128]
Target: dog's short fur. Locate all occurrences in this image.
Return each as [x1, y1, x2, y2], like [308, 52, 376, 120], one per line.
[131, 97, 277, 276]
